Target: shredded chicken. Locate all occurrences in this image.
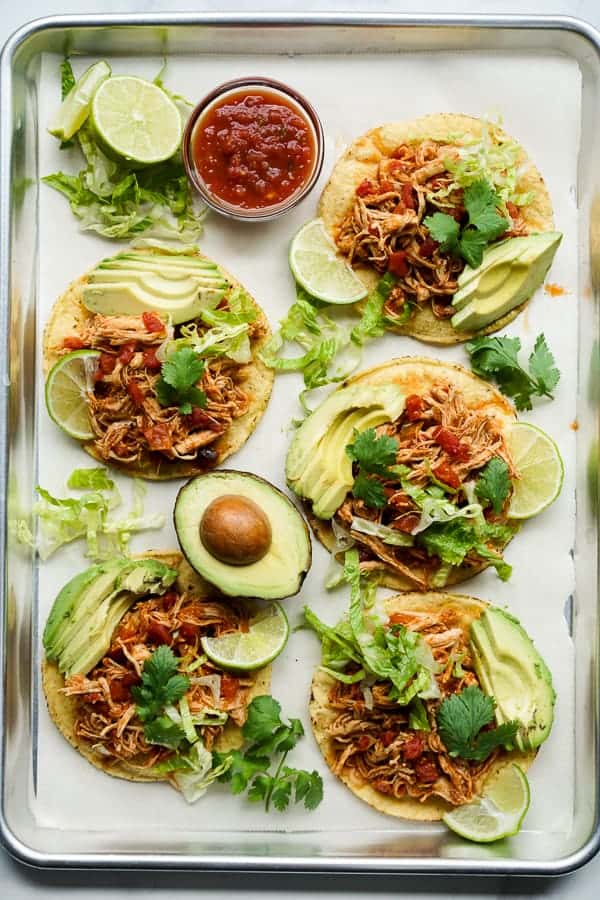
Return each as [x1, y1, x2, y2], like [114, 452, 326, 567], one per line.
[58, 305, 264, 467]
[63, 590, 254, 770]
[335, 140, 527, 319]
[335, 380, 517, 588]
[322, 608, 498, 806]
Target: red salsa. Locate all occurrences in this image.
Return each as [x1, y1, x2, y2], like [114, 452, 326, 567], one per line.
[192, 89, 316, 210]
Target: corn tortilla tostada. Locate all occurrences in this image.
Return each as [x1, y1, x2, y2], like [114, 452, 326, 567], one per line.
[43, 247, 274, 479]
[319, 113, 555, 344]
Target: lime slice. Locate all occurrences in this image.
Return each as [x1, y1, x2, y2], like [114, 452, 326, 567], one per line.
[443, 764, 530, 843]
[48, 61, 111, 141]
[45, 350, 99, 440]
[289, 219, 368, 304]
[507, 422, 564, 519]
[90, 75, 182, 165]
[201, 601, 289, 671]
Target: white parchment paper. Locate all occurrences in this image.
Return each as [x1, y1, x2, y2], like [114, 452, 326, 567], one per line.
[33, 48, 579, 839]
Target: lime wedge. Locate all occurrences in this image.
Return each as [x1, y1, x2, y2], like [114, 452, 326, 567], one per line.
[45, 350, 99, 440]
[508, 422, 564, 519]
[443, 764, 530, 843]
[48, 61, 111, 141]
[289, 219, 368, 304]
[201, 601, 289, 672]
[90, 75, 182, 165]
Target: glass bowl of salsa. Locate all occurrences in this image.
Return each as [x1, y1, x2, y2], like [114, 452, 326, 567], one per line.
[182, 76, 324, 221]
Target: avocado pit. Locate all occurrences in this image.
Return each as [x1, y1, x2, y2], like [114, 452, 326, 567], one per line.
[199, 494, 272, 566]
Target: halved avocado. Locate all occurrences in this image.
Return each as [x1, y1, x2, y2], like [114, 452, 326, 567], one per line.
[174, 471, 312, 600]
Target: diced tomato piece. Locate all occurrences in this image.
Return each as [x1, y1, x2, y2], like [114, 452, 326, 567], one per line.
[127, 380, 146, 407]
[419, 237, 438, 258]
[506, 201, 519, 219]
[388, 613, 407, 625]
[390, 147, 406, 160]
[142, 311, 165, 333]
[356, 179, 374, 197]
[221, 674, 239, 701]
[187, 406, 220, 431]
[380, 180, 394, 192]
[147, 622, 172, 646]
[401, 183, 416, 210]
[403, 735, 425, 761]
[63, 336, 86, 350]
[83, 692, 103, 704]
[432, 426, 469, 461]
[109, 674, 139, 703]
[143, 423, 172, 451]
[178, 622, 198, 643]
[357, 735, 371, 751]
[381, 730, 397, 747]
[391, 514, 420, 534]
[388, 250, 409, 277]
[405, 394, 426, 421]
[414, 757, 438, 783]
[161, 591, 179, 611]
[432, 461, 461, 490]
[142, 347, 162, 370]
[98, 352, 116, 375]
[119, 341, 138, 365]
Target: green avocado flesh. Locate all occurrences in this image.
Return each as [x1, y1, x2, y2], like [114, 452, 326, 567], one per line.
[286, 383, 406, 519]
[470, 607, 556, 752]
[82, 251, 227, 325]
[451, 232, 562, 332]
[174, 471, 312, 600]
[43, 558, 178, 677]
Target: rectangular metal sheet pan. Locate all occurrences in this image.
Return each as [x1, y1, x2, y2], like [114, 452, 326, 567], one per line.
[1, 13, 600, 874]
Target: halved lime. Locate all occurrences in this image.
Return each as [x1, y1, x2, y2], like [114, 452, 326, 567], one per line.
[48, 60, 111, 141]
[45, 350, 99, 440]
[201, 601, 289, 671]
[443, 764, 530, 843]
[508, 422, 564, 519]
[90, 75, 182, 165]
[289, 219, 368, 304]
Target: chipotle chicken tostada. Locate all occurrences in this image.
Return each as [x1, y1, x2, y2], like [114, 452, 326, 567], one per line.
[43, 247, 274, 479]
[307, 585, 554, 821]
[319, 114, 560, 343]
[42, 552, 270, 797]
[287, 357, 560, 591]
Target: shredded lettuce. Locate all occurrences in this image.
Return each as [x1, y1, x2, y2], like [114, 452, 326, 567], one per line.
[27, 469, 164, 560]
[408, 697, 431, 732]
[411, 496, 484, 536]
[155, 740, 232, 803]
[44, 59, 204, 242]
[417, 519, 514, 581]
[349, 516, 414, 547]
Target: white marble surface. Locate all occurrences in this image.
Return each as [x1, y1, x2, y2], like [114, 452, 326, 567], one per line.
[1, 0, 599, 897]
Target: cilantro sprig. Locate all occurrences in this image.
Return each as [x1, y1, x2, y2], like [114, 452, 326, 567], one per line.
[132, 646, 190, 749]
[466, 333, 560, 410]
[346, 428, 399, 509]
[437, 685, 520, 762]
[424, 179, 508, 269]
[156, 347, 207, 415]
[475, 457, 512, 515]
[213, 696, 323, 812]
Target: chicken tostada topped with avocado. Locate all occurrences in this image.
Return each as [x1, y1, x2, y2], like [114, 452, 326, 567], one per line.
[286, 357, 563, 591]
[306, 570, 555, 824]
[43, 247, 274, 479]
[319, 113, 561, 343]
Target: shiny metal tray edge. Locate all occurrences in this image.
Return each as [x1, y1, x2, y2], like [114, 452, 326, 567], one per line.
[1, 11, 599, 874]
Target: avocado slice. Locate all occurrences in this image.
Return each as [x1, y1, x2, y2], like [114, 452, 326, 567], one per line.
[43, 558, 178, 677]
[83, 250, 228, 325]
[174, 471, 311, 600]
[286, 383, 405, 520]
[451, 232, 562, 332]
[470, 607, 556, 752]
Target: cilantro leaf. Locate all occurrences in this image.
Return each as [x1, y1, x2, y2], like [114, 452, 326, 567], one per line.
[132, 645, 190, 724]
[241, 695, 284, 747]
[212, 749, 270, 794]
[466, 333, 560, 410]
[437, 685, 520, 761]
[290, 769, 324, 810]
[270, 778, 293, 811]
[352, 472, 387, 509]
[457, 227, 490, 269]
[463, 180, 508, 240]
[423, 212, 460, 251]
[346, 428, 398, 474]
[528, 333, 560, 396]
[156, 347, 207, 414]
[60, 58, 76, 100]
[475, 457, 512, 514]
